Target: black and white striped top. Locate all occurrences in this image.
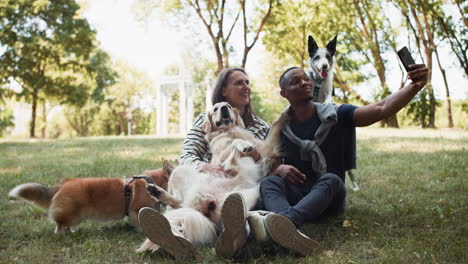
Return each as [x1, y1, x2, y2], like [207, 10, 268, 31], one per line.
[179, 112, 270, 166]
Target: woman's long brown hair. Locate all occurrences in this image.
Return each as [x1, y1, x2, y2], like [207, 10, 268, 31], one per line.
[211, 68, 257, 127]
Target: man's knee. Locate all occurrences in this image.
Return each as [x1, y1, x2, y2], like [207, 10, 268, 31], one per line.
[320, 173, 345, 191]
[260, 176, 286, 193]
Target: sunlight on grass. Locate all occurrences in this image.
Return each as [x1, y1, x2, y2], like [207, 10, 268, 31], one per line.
[358, 127, 468, 140]
[113, 145, 181, 161]
[0, 167, 22, 175]
[374, 141, 465, 153]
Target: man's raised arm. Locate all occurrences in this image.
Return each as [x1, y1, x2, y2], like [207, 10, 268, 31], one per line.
[353, 64, 429, 127]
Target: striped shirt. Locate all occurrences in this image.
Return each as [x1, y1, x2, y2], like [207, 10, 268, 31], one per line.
[179, 112, 270, 167]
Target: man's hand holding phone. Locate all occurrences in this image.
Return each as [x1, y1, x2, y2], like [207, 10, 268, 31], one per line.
[397, 46, 428, 91]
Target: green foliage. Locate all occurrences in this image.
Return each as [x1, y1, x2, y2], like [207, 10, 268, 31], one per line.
[84, 60, 153, 136]
[0, 0, 115, 137]
[0, 106, 14, 136]
[262, 0, 370, 103]
[405, 85, 442, 128]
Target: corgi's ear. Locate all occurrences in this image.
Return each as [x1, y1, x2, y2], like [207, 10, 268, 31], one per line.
[202, 112, 213, 133]
[163, 160, 174, 178]
[308, 35, 318, 56]
[326, 35, 337, 56]
[234, 108, 245, 128]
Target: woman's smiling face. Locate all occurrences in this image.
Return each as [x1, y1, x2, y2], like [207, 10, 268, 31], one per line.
[222, 70, 251, 110]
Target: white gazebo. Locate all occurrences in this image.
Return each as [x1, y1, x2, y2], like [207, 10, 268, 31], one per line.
[156, 74, 194, 136]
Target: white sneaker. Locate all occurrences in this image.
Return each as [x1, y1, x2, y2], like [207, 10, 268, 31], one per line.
[264, 213, 319, 256]
[138, 207, 197, 261]
[247, 210, 271, 243]
[215, 193, 248, 258]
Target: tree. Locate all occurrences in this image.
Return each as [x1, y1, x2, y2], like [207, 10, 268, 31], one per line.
[0, 0, 98, 137]
[393, 0, 441, 128]
[0, 83, 15, 137]
[429, 2, 467, 127]
[58, 49, 117, 137]
[346, 0, 400, 127]
[262, 0, 370, 106]
[134, 0, 276, 75]
[0, 105, 14, 137]
[95, 60, 153, 136]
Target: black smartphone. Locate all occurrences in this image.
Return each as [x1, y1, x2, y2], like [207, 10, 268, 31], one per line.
[397, 46, 416, 72]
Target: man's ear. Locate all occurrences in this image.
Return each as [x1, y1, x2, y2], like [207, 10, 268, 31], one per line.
[280, 90, 287, 98]
[202, 112, 213, 133]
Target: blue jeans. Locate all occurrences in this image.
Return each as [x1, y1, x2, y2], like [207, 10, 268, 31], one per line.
[259, 173, 346, 227]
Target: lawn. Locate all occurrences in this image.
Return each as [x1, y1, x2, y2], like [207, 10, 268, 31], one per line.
[1, 128, 467, 263]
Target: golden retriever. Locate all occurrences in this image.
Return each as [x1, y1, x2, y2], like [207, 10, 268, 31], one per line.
[138, 102, 287, 252]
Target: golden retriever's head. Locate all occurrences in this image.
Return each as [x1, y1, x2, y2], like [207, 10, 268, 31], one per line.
[203, 102, 245, 133]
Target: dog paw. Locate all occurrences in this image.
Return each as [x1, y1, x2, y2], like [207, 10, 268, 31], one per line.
[146, 184, 162, 198]
[234, 139, 254, 152]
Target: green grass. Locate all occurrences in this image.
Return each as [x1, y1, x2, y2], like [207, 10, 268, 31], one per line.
[1, 129, 467, 263]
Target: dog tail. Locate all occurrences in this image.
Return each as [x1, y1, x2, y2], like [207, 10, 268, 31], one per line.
[260, 111, 289, 168]
[8, 183, 60, 209]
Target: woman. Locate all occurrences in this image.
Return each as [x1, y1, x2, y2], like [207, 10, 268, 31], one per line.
[137, 68, 271, 260]
[179, 68, 270, 174]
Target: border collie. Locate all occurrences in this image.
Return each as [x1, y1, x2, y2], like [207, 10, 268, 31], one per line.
[308, 35, 337, 104]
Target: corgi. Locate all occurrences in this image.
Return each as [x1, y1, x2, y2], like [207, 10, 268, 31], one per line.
[308, 34, 337, 104]
[8, 160, 174, 233]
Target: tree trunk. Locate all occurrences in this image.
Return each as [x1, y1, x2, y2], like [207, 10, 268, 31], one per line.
[454, 0, 467, 27]
[41, 101, 46, 138]
[410, 2, 435, 128]
[30, 89, 38, 138]
[240, 0, 273, 68]
[353, 0, 398, 127]
[434, 47, 453, 128]
[119, 113, 125, 135]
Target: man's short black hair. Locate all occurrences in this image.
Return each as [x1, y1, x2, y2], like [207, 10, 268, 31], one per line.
[279, 66, 299, 90]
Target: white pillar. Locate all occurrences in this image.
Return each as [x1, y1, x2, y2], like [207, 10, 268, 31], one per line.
[179, 79, 186, 134]
[157, 84, 163, 135]
[205, 76, 213, 112]
[162, 89, 168, 135]
[186, 83, 194, 131]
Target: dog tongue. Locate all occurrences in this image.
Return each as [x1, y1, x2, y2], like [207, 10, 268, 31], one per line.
[320, 70, 328, 79]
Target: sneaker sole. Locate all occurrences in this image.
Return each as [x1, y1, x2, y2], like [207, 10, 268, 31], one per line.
[138, 207, 196, 261]
[265, 214, 318, 256]
[215, 193, 248, 258]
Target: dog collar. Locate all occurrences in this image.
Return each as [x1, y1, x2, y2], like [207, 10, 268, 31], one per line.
[309, 71, 324, 102]
[124, 175, 155, 216]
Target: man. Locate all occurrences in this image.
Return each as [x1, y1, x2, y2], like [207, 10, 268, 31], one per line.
[215, 63, 429, 258]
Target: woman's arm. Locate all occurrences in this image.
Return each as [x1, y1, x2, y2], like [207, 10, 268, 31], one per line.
[179, 113, 210, 167]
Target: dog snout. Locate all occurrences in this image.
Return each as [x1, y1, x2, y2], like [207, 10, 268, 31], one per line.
[208, 201, 216, 210]
[321, 64, 328, 70]
[221, 105, 230, 118]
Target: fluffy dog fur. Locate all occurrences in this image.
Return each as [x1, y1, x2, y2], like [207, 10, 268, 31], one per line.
[308, 34, 337, 103]
[8, 161, 174, 233]
[138, 102, 288, 252]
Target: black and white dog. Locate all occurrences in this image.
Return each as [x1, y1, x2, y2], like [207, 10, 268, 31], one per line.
[308, 35, 337, 104]
[308, 34, 360, 191]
